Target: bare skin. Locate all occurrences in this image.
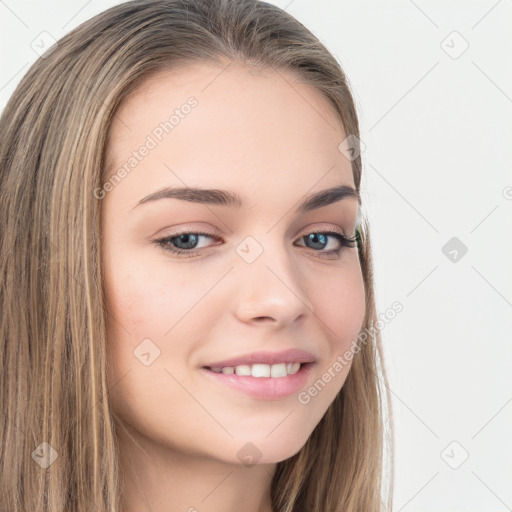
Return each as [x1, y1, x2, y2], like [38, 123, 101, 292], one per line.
[101, 60, 365, 512]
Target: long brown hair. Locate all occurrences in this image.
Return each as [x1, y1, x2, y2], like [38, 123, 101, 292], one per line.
[0, 0, 394, 510]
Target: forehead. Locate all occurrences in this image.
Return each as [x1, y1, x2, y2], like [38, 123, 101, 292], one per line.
[105, 61, 355, 210]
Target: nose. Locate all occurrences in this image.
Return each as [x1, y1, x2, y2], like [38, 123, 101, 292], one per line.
[233, 242, 313, 329]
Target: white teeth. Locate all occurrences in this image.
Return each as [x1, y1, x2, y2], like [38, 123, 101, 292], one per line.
[270, 363, 287, 378]
[251, 364, 270, 377]
[210, 362, 303, 377]
[234, 364, 252, 376]
[287, 362, 301, 375]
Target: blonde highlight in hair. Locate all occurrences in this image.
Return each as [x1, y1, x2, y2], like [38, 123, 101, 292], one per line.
[0, 0, 394, 510]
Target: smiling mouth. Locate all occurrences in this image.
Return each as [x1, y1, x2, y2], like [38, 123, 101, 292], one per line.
[199, 362, 314, 400]
[202, 362, 310, 378]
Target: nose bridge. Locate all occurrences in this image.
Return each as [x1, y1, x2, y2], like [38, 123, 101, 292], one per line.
[232, 231, 313, 323]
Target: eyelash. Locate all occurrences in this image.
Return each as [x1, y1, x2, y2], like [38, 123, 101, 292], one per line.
[153, 228, 358, 260]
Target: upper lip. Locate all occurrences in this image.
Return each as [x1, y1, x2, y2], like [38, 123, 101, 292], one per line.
[203, 348, 316, 369]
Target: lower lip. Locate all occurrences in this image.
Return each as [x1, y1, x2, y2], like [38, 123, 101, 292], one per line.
[199, 362, 314, 400]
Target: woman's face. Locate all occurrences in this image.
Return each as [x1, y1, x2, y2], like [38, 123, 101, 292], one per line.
[102, 61, 365, 465]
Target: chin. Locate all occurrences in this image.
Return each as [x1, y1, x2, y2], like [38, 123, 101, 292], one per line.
[219, 434, 310, 468]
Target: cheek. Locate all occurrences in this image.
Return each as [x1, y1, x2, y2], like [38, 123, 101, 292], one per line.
[104, 256, 196, 339]
[315, 260, 366, 348]
[292, 264, 365, 428]
[102, 256, 202, 435]
[102, 253, 194, 398]
[308, 258, 365, 397]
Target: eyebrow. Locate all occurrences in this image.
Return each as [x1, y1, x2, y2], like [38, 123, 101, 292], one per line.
[131, 184, 360, 214]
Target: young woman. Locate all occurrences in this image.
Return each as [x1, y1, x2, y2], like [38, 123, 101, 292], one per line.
[0, 1, 394, 510]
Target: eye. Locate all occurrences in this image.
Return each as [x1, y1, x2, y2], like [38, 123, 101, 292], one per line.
[154, 231, 220, 258]
[153, 229, 358, 259]
[295, 231, 358, 259]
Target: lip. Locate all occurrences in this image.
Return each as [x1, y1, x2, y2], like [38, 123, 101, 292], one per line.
[203, 348, 316, 369]
[199, 361, 315, 400]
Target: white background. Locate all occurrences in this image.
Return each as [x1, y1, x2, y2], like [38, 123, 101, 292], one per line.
[1, 1, 511, 510]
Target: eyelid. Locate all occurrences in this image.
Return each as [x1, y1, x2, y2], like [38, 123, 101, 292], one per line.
[156, 226, 216, 237]
[297, 222, 350, 238]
